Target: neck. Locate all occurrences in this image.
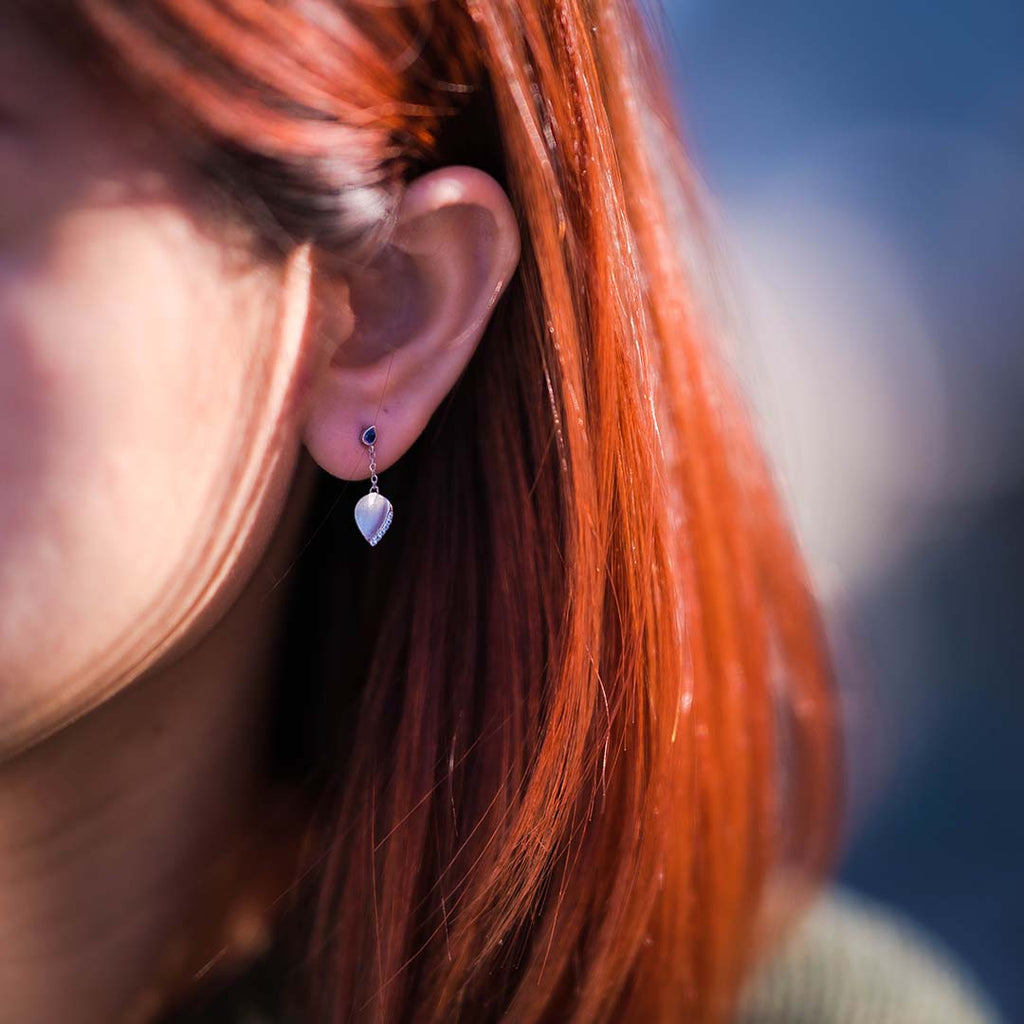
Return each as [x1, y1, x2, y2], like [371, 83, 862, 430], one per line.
[0, 458, 318, 1024]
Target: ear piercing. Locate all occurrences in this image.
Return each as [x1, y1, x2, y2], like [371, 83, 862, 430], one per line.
[353, 425, 394, 546]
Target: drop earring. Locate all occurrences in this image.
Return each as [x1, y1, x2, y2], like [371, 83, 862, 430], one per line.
[354, 425, 394, 546]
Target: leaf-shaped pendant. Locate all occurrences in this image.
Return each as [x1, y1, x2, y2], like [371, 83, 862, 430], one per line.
[354, 492, 394, 546]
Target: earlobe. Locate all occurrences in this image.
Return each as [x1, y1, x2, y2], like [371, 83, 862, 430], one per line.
[302, 166, 521, 483]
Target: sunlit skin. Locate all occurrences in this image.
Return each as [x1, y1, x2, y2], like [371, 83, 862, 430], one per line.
[0, 16, 520, 1022]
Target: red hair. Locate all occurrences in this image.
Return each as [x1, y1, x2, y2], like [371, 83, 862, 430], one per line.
[52, 0, 839, 1019]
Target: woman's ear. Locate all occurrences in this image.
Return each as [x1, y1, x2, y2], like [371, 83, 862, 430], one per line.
[301, 166, 521, 481]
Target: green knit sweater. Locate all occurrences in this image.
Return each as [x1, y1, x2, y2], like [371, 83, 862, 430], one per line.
[738, 889, 1002, 1023]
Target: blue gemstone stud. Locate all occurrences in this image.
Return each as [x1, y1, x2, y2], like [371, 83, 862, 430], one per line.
[361, 425, 377, 446]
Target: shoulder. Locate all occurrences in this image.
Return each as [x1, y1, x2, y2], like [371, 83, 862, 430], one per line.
[737, 888, 1003, 1024]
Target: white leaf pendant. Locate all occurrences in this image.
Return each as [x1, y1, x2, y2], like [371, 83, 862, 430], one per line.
[354, 492, 394, 546]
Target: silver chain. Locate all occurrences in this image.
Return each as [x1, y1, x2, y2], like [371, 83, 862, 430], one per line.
[367, 443, 379, 493]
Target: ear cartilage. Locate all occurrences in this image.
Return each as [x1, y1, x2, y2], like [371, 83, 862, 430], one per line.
[354, 425, 394, 546]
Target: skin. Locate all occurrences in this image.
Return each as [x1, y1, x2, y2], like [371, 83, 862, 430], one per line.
[0, 16, 520, 1023]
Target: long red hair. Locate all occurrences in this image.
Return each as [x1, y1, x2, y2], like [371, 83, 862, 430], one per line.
[47, 0, 839, 1019]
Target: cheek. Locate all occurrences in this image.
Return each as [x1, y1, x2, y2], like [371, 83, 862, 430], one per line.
[0, 203, 284, 748]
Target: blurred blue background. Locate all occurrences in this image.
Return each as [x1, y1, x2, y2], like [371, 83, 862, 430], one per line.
[663, 1, 1024, 1018]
